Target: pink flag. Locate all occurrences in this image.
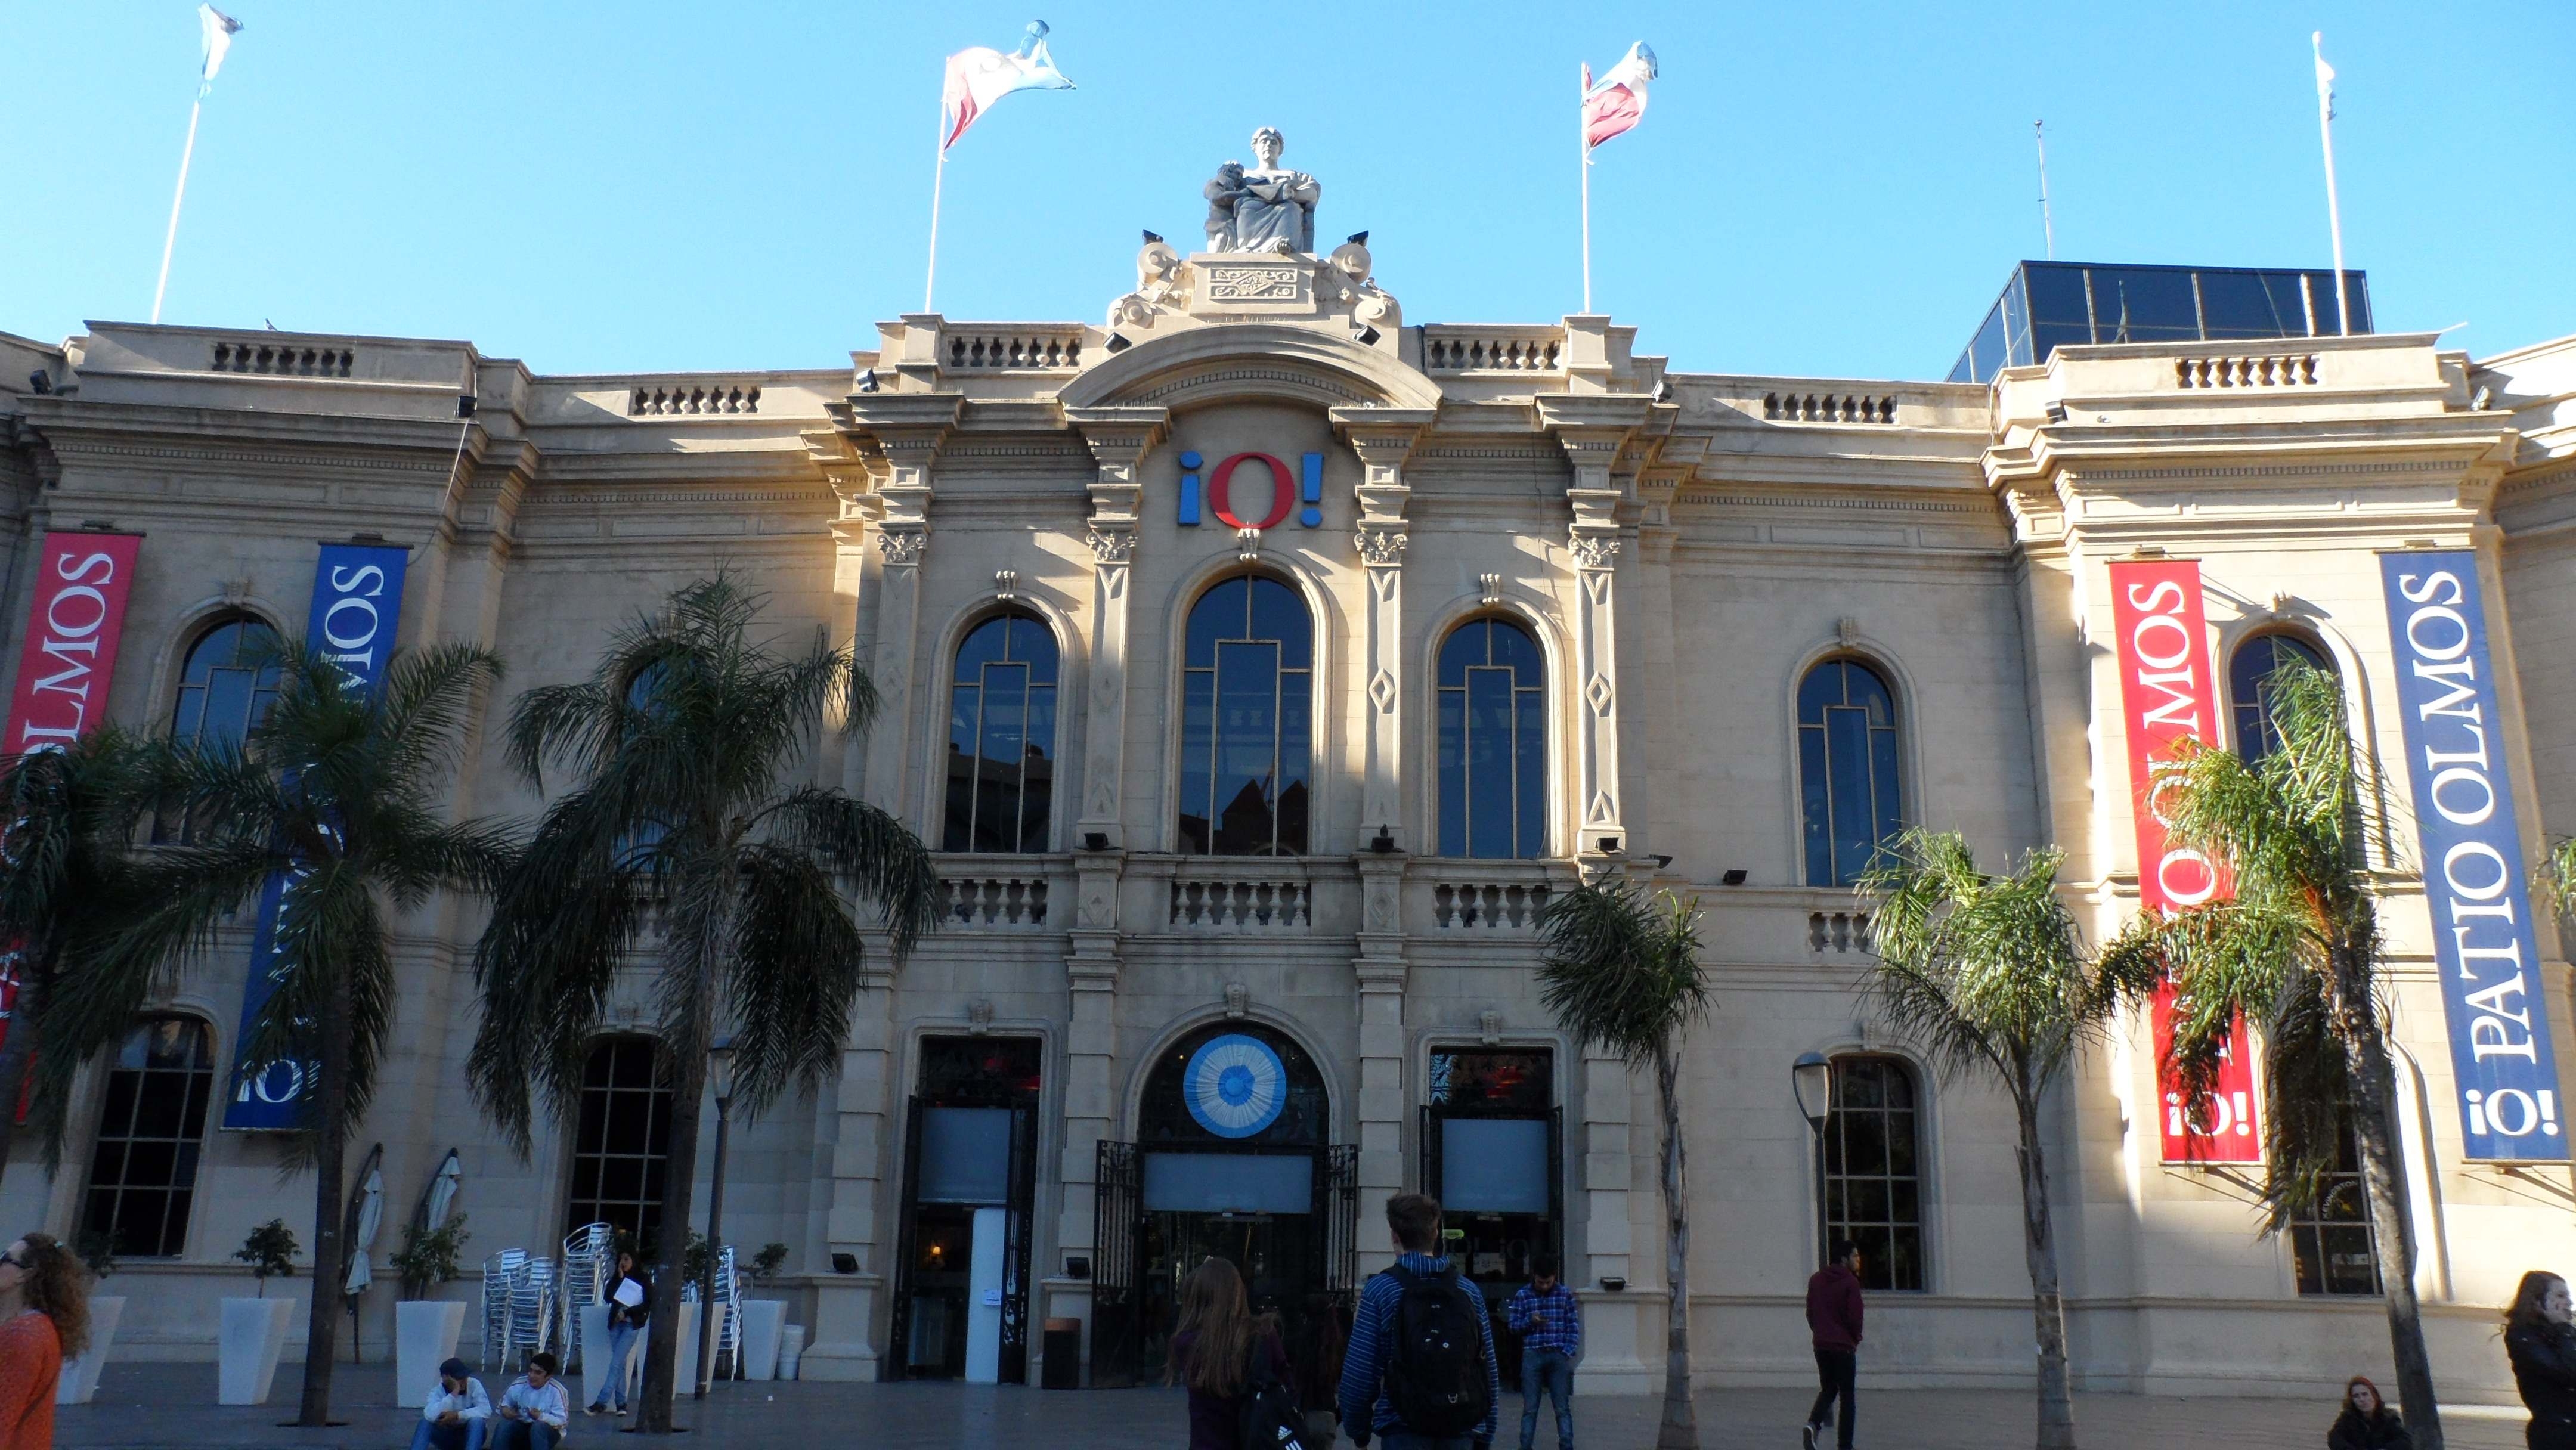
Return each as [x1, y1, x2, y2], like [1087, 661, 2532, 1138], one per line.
[1583, 42, 1658, 151]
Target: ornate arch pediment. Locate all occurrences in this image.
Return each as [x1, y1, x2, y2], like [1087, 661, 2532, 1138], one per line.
[1057, 322, 1443, 413]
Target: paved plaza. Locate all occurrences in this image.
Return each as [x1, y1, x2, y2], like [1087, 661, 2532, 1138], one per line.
[52, 1362, 2535, 1449]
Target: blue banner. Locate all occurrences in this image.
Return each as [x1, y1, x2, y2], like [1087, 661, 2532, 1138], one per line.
[2380, 550, 2567, 1161]
[222, 543, 410, 1130]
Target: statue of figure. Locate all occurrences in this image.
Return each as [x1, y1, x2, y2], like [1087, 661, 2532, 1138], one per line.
[1203, 128, 1319, 254]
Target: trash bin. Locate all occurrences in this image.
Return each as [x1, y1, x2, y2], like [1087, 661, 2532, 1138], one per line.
[1041, 1318, 1081, 1389]
[778, 1325, 806, 1381]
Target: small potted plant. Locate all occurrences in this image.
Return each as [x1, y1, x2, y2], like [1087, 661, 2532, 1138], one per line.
[219, 1220, 299, 1405]
[388, 1214, 471, 1409]
[736, 1244, 791, 1381]
[54, 1233, 119, 1405]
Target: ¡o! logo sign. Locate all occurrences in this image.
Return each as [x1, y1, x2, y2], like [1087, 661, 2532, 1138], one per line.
[1178, 451, 1324, 531]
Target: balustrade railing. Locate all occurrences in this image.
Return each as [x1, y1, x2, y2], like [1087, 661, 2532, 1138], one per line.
[1431, 880, 1552, 930]
[2175, 353, 2320, 389]
[944, 330, 1086, 371]
[1170, 876, 1311, 930]
[1808, 910, 1872, 954]
[1763, 391, 1898, 424]
[940, 873, 1050, 928]
[630, 382, 761, 415]
[1422, 328, 1565, 373]
[212, 340, 354, 377]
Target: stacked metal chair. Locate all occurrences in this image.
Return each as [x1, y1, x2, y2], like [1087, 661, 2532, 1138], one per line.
[479, 1249, 565, 1370]
[479, 1249, 528, 1370]
[676, 1244, 745, 1378]
[559, 1223, 616, 1371]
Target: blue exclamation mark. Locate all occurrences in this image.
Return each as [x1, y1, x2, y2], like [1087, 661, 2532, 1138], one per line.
[1300, 451, 1324, 528]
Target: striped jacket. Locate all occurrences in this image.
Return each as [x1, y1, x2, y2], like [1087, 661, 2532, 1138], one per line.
[1335, 1251, 1501, 1444]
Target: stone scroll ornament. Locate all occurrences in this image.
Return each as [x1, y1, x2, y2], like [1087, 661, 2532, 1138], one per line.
[222, 541, 411, 1130]
[1183, 1033, 1288, 1138]
[2107, 560, 2263, 1164]
[2380, 551, 2566, 1161]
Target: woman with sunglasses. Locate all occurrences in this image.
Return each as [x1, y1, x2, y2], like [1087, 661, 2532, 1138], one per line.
[0, 1232, 89, 1449]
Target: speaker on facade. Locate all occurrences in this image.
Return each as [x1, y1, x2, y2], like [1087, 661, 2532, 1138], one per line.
[831, 1252, 859, 1274]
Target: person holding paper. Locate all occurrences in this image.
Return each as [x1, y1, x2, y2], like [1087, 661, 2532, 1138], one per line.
[586, 1253, 652, 1418]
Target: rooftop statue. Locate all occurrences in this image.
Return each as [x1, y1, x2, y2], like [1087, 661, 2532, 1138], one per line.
[1203, 128, 1320, 255]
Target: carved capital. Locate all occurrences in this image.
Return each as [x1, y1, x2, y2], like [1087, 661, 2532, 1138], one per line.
[1568, 530, 1621, 571]
[1354, 526, 1409, 568]
[1088, 527, 1134, 565]
[876, 529, 927, 568]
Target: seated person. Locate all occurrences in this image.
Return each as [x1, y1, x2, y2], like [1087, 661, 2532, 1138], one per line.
[491, 1352, 569, 1450]
[411, 1358, 490, 1450]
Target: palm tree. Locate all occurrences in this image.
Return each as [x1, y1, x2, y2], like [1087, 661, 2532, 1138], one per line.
[1856, 828, 2129, 1450]
[67, 640, 509, 1428]
[467, 577, 938, 1434]
[1533, 879, 1708, 1450]
[0, 725, 154, 1188]
[2098, 660, 2446, 1449]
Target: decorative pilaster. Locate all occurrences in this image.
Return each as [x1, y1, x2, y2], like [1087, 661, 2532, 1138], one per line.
[1065, 407, 1168, 847]
[841, 395, 960, 808]
[1550, 427, 1633, 856]
[1353, 851, 1410, 1273]
[1335, 409, 1431, 847]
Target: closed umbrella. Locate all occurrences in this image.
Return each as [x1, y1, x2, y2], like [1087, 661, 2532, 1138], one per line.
[343, 1143, 385, 1362]
[419, 1147, 462, 1233]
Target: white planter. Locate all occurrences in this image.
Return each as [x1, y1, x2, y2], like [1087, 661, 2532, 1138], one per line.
[575, 1305, 618, 1410]
[737, 1300, 787, 1381]
[218, 1297, 297, 1406]
[55, 1295, 122, 1405]
[672, 1302, 732, 1389]
[776, 1324, 804, 1381]
[394, 1300, 469, 1409]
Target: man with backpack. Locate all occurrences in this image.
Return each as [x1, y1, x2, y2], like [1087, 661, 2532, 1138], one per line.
[1335, 1193, 1500, 1450]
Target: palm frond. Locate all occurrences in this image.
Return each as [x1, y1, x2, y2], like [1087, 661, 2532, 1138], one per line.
[1534, 881, 1708, 1068]
[758, 788, 940, 956]
[724, 842, 869, 1112]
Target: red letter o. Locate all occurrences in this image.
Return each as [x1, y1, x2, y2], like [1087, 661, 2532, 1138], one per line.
[1209, 453, 1295, 531]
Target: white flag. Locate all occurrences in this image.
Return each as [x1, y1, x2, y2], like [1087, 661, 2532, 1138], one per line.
[2312, 32, 2335, 120]
[940, 20, 1074, 154]
[199, 5, 243, 94]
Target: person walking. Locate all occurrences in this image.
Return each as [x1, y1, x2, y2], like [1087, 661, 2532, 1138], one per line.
[1802, 1240, 1865, 1450]
[586, 1251, 651, 1417]
[1336, 1194, 1499, 1450]
[492, 1352, 570, 1450]
[1169, 1257, 1298, 1450]
[2507, 1270, 2576, 1450]
[1504, 1256, 1580, 1450]
[2326, 1376, 2413, 1449]
[0, 1232, 86, 1450]
[411, 1358, 494, 1450]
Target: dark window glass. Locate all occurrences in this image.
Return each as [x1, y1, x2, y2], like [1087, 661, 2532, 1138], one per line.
[567, 1036, 673, 1252]
[1178, 577, 1311, 856]
[2197, 269, 2300, 339]
[157, 619, 284, 842]
[1820, 1056, 1925, 1292]
[2290, 1103, 2383, 1296]
[1798, 660, 1903, 887]
[2023, 265, 2090, 331]
[942, 614, 1060, 853]
[1436, 619, 1547, 859]
[80, 1018, 215, 1258]
[1428, 1049, 1552, 1114]
[2001, 274, 2034, 367]
[917, 1037, 1044, 1107]
[2229, 634, 2331, 764]
[2091, 268, 2200, 341]
[1952, 302, 2009, 384]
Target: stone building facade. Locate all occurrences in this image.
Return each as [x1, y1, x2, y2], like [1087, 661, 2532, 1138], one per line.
[2, 231, 2572, 1403]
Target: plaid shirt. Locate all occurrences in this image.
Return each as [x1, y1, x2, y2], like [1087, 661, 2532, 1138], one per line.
[1506, 1281, 1583, 1359]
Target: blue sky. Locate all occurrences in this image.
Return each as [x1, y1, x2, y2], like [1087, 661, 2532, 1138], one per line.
[4, 1, 2569, 381]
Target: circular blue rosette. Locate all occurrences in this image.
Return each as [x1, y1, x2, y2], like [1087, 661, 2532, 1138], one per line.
[1183, 1033, 1288, 1139]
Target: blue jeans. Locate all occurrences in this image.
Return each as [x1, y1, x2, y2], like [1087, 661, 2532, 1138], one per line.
[1519, 1347, 1574, 1450]
[590, 1321, 638, 1409]
[1381, 1436, 1475, 1450]
[408, 1418, 487, 1450]
[488, 1421, 560, 1450]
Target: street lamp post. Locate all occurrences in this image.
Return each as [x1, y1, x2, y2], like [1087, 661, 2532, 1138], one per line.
[1791, 1051, 1834, 1271]
[695, 1035, 738, 1400]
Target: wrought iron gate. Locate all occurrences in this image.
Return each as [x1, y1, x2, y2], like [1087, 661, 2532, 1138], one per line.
[885, 1097, 927, 1381]
[1323, 1144, 1358, 1308]
[1088, 1141, 1144, 1387]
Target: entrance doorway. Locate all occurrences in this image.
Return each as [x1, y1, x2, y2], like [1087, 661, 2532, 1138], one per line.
[1422, 1048, 1562, 1365]
[1092, 1024, 1355, 1395]
[891, 1037, 1041, 1383]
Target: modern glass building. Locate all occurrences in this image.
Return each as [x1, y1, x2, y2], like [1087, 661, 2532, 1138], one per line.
[1948, 261, 2371, 383]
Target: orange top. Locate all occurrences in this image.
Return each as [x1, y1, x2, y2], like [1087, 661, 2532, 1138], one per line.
[0, 1310, 60, 1450]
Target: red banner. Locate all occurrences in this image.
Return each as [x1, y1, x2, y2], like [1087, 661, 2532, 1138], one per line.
[2107, 559, 2262, 1163]
[0, 530, 144, 1106]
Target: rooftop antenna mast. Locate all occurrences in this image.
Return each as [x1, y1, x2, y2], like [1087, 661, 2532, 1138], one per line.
[2035, 120, 2056, 259]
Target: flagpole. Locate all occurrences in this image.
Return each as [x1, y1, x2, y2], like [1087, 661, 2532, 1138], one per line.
[2034, 119, 2055, 260]
[152, 91, 208, 325]
[925, 143, 948, 315]
[2314, 31, 2349, 336]
[1578, 63, 1592, 314]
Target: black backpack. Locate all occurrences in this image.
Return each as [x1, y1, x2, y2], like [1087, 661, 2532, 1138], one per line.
[1383, 1264, 1489, 1437]
[1236, 1340, 1314, 1450]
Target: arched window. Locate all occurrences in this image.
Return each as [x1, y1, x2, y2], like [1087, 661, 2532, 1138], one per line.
[1799, 659, 1903, 887]
[1437, 619, 1546, 859]
[1819, 1055, 1925, 1291]
[2230, 634, 2332, 764]
[943, 614, 1059, 853]
[80, 1017, 216, 1257]
[567, 1036, 673, 1250]
[158, 618, 283, 842]
[1178, 577, 1311, 856]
